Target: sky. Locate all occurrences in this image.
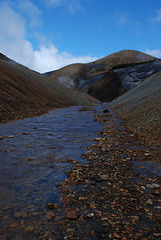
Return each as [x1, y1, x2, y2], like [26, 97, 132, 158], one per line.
[0, 0, 161, 73]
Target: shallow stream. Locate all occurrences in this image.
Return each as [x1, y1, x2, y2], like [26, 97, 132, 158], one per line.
[0, 105, 103, 239]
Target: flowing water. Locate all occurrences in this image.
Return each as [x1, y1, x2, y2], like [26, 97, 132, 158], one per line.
[0, 105, 103, 240]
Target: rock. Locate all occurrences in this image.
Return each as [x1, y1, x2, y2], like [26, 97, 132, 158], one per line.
[154, 190, 160, 195]
[21, 210, 27, 218]
[46, 203, 59, 210]
[154, 206, 161, 209]
[152, 183, 160, 188]
[78, 196, 87, 201]
[65, 210, 77, 220]
[0, 136, 6, 140]
[101, 217, 109, 221]
[54, 203, 59, 209]
[87, 213, 94, 218]
[103, 109, 110, 113]
[146, 199, 153, 205]
[46, 212, 55, 220]
[8, 135, 14, 138]
[23, 132, 30, 135]
[100, 175, 109, 180]
[47, 203, 55, 209]
[146, 183, 160, 189]
[25, 226, 34, 232]
[32, 212, 42, 216]
[9, 222, 19, 227]
[27, 158, 34, 161]
[113, 231, 122, 238]
[144, 152, 150, 156]
[2, 205, 11, 210]
[14, 212, 22, 218]
[94, 138, 102, 141]
[153, 233, 161, 237]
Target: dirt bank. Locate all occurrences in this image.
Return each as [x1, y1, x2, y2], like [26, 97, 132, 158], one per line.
[110, 72, 161, 163]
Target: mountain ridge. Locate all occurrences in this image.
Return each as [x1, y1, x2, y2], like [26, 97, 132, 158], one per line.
[45, 50, 159, 101]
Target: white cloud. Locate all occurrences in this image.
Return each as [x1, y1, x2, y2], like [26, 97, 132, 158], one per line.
[34, 45, 97, 73]
[16, 0, 42, 27]
[48, 0, 63, 7]
[0, 1, 97, 73]
[0, 2, 25, 38]
[113, 11, 128, 26]
[47, 0, 83, 13]
[151, 9, 161, 23]
[145, 49, 161, 58]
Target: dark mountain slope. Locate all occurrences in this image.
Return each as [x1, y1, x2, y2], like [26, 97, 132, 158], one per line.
[86, 59, 161, 101]
[46, 50, 158, 101]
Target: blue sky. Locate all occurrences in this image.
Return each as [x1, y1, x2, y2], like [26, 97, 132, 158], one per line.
[0, 0, 161, 73]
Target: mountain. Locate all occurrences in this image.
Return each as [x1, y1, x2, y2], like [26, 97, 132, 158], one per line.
[110, 71, 161, 160]
[45, 50, 158, 101]
[0, 53, 97, 123]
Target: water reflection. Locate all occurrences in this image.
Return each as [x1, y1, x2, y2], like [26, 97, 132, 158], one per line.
[0, 105, 103, 239]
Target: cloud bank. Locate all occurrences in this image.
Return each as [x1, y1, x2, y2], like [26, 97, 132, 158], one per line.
[145, 49, 161, 59]
[0, 1, 97, 73]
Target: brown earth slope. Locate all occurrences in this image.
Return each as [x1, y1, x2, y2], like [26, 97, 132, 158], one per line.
[110, 71, 161, 161]
[0, 53, 98, 123]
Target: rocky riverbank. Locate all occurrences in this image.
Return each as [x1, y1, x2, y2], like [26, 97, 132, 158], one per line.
[58, 107, 161, 239]
[0, 106, 160, 239]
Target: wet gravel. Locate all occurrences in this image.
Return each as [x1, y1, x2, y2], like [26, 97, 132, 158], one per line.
[60, 108, 161, 240]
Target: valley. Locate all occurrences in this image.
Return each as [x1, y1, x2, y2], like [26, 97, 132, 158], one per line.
[0, 50, 161, 239]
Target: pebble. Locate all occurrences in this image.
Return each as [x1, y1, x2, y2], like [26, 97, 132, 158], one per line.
[23, 132, 30, 135]
[152, 183, 160, 188]
[153, 233, 161, 237]
[87, 213, 94, 218]
[94, 138, 102, 141]
[100, 174, 109, 180]
[9, 222, 19, 228]
[14, 212, 22, 218]
[103, 109, 110, 113]
[21, 210, 28, 218]
[54, 203, 59, 209]
[25, 226, 34, 232]
[47, 203, 55, 209]
[146, 183, 160, 189]
[0, 136, 6, 140]
[146, 199, 153, 205]
[65, 210, 77, 220]
[113, 231, 122, 238]
[46, 212, 55, 220]
[8, 135, 14, 138]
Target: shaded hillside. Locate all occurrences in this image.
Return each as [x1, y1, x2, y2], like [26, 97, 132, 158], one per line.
[46, 50, 158, 101]
[0, 54, 98, 123]
[86, 59, 161, 101]
[110, 71, 161, 161]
